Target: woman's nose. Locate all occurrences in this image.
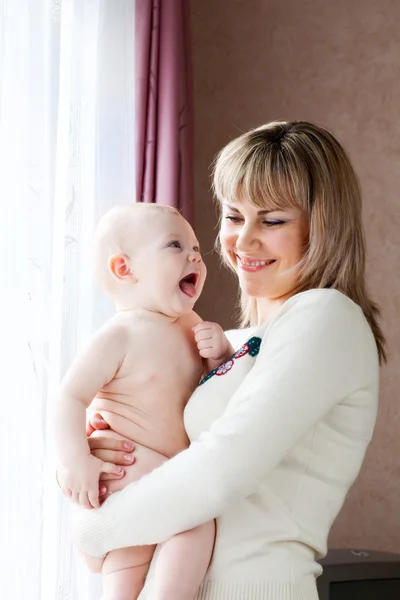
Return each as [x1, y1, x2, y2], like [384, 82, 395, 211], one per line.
[236, 225, 259, 252]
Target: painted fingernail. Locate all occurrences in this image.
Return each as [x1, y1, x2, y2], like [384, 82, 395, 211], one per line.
[124, 454, 133, 463]
[123, 442, 134, 450]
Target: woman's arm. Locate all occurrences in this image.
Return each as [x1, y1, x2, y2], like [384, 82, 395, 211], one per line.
[71, 290, 378, 557]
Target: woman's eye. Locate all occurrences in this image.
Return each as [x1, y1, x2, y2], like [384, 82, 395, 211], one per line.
[168, 240, 181, 249]
[225, 215, 243, 223]
[264, 220, 285, 227]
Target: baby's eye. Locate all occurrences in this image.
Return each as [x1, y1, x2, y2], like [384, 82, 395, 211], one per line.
[168, 240, 182, 249]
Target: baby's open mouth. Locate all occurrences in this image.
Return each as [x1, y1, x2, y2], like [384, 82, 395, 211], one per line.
[179, 273, 198, 298]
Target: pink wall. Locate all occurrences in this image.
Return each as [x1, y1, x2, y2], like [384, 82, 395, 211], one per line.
[192, 0, 400, 552]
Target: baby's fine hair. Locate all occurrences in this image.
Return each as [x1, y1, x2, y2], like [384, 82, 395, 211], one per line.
[92, 203, 181, 292]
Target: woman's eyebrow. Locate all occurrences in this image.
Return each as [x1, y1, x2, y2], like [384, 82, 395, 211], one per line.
[224, 204, 241, 213]
[224, 204, 274, 216]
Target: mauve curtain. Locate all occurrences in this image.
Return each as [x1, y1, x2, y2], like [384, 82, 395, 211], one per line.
[136, 0, 194, 222]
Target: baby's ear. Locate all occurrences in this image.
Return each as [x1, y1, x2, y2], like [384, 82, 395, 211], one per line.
[108, 254, 136, 282]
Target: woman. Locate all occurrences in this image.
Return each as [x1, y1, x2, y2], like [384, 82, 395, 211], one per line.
[73, 120, 384, 599]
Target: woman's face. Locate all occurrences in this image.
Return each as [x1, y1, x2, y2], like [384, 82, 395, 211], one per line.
[220, 196, 309, 307]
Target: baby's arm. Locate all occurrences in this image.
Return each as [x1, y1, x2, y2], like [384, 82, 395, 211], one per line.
[55, 321, 127, 509]
[193, 321, 235, 373]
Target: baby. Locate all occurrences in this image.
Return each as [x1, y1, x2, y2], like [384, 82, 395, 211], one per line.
[55, 204, 234, 600]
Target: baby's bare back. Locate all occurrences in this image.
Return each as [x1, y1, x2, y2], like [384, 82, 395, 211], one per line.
[89, 311, 203, 459]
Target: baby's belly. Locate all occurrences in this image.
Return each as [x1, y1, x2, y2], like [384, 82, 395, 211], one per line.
[89, 397, 189, 458]
[90, 429, 168, 501]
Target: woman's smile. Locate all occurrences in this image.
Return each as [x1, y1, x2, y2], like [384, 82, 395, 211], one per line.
[236, 254, 277, 272]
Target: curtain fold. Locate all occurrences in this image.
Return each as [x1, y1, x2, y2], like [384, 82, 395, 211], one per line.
[136, 0, 194, 222]
[0, 2, 135, 599]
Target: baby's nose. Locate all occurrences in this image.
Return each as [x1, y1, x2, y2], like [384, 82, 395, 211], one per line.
[189, 251, 202, 263]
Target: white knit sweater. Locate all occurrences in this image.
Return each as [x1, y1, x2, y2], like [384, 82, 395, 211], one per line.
[72, 289, 380, 600]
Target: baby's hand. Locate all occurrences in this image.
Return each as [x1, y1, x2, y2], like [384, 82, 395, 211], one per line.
[193, 321, 234, 368]
[57, 454, 123, 509]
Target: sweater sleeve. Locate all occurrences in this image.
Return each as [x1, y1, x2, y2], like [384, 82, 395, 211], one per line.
[71, 291, 372, 557]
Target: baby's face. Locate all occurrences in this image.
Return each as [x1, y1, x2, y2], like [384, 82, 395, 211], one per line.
[130, 212, 206, 317]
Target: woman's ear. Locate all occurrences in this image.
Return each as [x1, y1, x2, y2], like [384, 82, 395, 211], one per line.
[108, 254, 136, 282]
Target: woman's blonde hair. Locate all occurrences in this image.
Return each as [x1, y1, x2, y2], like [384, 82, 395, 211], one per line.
[213, 120, 386, 363]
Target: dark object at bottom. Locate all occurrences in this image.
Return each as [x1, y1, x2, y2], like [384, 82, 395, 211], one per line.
[317, 549, 400, 600]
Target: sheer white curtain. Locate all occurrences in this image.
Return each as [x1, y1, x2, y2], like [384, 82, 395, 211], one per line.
[0, 2, 135, 599]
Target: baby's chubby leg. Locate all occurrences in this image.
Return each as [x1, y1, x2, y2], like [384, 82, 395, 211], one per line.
[102, 545, 155, 600]
[76, 547, 105, 574]
[80, 430, 168, 599]
[151, 519, 216, 600]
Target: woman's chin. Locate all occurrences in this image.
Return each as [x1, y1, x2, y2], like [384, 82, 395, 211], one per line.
[239, 282, 281, 301]
[238, 279, 266, 297]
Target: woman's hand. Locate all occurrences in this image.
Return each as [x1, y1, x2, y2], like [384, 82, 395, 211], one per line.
[88, 435, 135, 481]
[87, 413, 136, 482]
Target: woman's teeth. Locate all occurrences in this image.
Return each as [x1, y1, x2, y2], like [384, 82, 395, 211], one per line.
[239, 258, 272, 267]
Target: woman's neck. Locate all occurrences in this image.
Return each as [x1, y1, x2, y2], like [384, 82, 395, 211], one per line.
[255, 293, 294, 325]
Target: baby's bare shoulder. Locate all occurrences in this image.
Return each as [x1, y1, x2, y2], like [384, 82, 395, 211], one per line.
[98, 316, 131, 344]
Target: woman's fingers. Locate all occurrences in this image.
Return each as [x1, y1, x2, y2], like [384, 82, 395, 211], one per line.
[100, 462, 125, 477]
[88, 436, 135, 468]
[88, 436, 134, 453]
[98, 463, 125, 483]
[99, 471, 125, 482]
[91, 448, 135, 465]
